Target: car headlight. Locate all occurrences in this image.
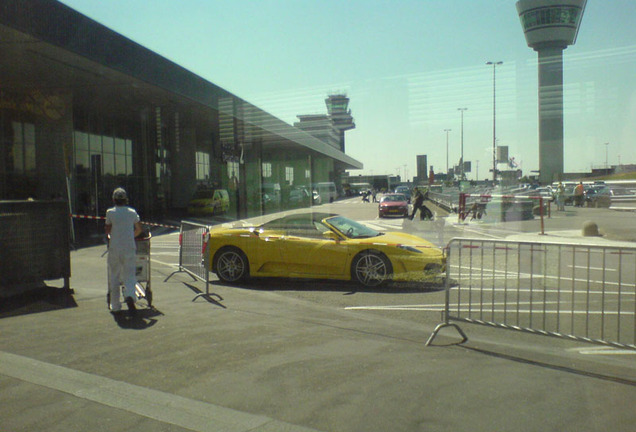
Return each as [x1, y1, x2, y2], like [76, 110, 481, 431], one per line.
[397, 245, 423, 253]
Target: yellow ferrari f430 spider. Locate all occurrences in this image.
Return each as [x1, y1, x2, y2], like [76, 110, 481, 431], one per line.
[207, 212, 445, 287]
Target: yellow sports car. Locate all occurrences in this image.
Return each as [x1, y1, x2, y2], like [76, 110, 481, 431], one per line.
[207, 212, 445, 287]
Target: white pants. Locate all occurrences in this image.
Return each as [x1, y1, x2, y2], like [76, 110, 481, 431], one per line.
[108, 249, 137, 311]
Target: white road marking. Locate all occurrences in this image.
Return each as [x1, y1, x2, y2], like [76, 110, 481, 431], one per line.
[0, 351, 316, 432]
[150, 258, 179, 268]
[570, 265, 617, 272]
[345, 305, 634, 315]
[567, 347, 636, 355]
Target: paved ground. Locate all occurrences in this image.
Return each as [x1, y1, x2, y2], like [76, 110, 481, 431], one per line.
[1, 204, 635, 432]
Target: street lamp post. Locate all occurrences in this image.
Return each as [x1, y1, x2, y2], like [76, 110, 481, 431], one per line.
[487, 61, 502, 183]
[457, 108, 467, 180]
[604, 142, 609, 169]
[444, 129, 451, 176]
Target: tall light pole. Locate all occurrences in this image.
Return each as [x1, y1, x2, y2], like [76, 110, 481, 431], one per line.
[487, 61, 502, 183]
[457, 108, 467, 180]
[444, 129, 451, 175]
[604, 142, 609, 169]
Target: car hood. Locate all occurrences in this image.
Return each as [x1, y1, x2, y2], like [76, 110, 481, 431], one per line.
[380, 201, 407, 207]
[355, 231, 442, 253]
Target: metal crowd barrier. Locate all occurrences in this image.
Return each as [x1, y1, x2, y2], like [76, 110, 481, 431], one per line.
[164, 220, 212, 300]
[457, 193, 550, 234]
[427, 192, 457, 213]
[426, 238, 636, 350]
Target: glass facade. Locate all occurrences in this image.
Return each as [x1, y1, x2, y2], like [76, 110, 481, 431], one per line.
[73, 130, 134, 215]
[521, 7, 581, 30]
[12, 121, 36, 175]
[0, 120, 37, 199]
[196, 151, 210, 181]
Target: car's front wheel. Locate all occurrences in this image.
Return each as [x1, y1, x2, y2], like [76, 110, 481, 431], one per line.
[351, 251, 392, 287]
[214, 247, 249, 283]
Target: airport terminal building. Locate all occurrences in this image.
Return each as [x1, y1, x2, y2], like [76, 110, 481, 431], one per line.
[0, 0, 362, 222]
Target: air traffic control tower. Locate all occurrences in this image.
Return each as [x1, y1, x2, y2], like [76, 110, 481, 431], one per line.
[516, 0, 586, 183]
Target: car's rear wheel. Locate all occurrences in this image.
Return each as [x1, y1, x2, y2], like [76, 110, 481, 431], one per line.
[351, 251, 392, 287]
[214, 247, 249, 283]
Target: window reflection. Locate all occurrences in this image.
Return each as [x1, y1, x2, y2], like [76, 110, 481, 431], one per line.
[12, 121, 36, 174]
[196, 151, 210, 180]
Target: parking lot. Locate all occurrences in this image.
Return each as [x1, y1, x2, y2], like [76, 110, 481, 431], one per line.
[1, 197, 635, 432]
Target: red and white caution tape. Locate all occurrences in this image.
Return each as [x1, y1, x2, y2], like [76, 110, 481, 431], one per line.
[71, 214, 178, 229]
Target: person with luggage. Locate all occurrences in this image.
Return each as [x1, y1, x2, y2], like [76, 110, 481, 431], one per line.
[574, 182, 585, 207]
[105, 187, 143, 315]
[409, 187, 433, 220]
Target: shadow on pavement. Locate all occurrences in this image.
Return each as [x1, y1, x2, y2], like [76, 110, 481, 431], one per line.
[210, 277, 446, 295]
[111, 306, 162, 329]
[0, 285, 77, 319]
[183, 282, 226, 308]
[460, 345, 636, 386]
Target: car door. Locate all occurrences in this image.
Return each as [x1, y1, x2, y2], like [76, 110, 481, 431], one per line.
[252, 228, 287, 275]
[278, 226, 349, 277]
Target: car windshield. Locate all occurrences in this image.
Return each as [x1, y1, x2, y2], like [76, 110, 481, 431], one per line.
[324, 215, 382, 239]
[381, 194, 406, 202]
[192, 189, 215, 199]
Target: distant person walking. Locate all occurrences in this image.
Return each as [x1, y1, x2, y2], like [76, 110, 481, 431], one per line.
[574, 182, 585, 207]
[556, 182, 566, 211]
[105, 188, 143, 315]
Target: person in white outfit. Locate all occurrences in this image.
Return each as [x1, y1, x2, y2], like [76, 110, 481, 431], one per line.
[105, 188, 143, 315]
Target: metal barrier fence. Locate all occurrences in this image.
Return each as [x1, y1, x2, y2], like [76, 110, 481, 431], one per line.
[426, 238, 636, 350]
[164, 221, 212, 300]
[427, 192, 457, 213]
[458, 193, 549, 231]
[0, 200, 71, 295]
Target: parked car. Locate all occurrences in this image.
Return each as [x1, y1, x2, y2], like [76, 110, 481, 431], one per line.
[187, 187, 230, 216]
[584, 185, 611, 208]
[563, 185, 577, 205]
[208, 212, 445, 287]
[378, 193, 409, 218]
[394, 185, 412, 202]
[314, 182, 337, 203]
[288, 186, 312, 208]
[520, 186, 554, 202]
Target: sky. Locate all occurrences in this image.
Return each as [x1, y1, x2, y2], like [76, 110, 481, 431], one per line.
[59, 0, 636, 180]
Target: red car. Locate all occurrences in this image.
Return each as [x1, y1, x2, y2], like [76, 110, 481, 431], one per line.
[378, 193, 409, 218]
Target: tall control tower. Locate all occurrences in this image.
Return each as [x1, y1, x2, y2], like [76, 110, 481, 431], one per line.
[325, 94, 355, 152]
[516, 0, 586, 183]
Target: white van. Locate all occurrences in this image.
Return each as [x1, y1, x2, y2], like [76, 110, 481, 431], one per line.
[314, 182, 337, 203]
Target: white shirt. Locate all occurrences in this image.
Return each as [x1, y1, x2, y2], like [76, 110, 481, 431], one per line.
[105, 205, 140, 252]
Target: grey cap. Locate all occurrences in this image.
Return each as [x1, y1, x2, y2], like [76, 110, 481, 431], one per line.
[112, 188, 127, 200]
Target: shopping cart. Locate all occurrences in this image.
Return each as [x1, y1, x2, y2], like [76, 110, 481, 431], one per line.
[106, 233, 153, 309]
